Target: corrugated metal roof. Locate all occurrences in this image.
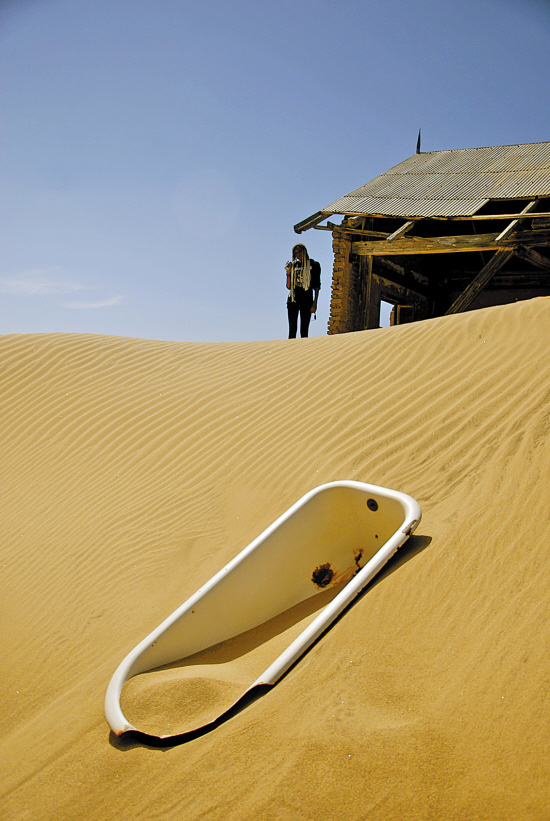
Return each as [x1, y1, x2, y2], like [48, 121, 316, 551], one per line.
[322, 142, 550, 219]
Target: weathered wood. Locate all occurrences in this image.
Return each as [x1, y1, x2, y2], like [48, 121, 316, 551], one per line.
[352, 233, 502, 256]
[446, 270, 550, 287]
[531, 217, 550, 230]
[333, 225, 391, 238]
[387, 221, 415, 242]
[513, 245, 550, 272]
[495, 200, 538, 243]
[348, 216, 368, 229]
[294, 211, 327, 234]
[301, 208, 550, 236]
[373, 271, 433, 324]
[375, 258, 432, 298]
[444, 249, 515, 315]
[352, 230, 550, 256]
[363, 256, 376, 329]
[508, 229, 550, 244]
[326, 199, 550, 335]
[433, 209, 550, 222]
[394, 305, 414, 324]
[376, 256, 430, 287]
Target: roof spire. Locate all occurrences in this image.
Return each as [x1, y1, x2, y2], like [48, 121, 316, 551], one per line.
[416, 128, 421, 154]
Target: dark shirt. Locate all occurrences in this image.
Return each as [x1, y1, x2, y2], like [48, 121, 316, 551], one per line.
[288, 258, 321, 303]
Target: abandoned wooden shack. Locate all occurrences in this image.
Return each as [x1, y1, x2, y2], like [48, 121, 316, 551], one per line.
[294, 141, 550, 333]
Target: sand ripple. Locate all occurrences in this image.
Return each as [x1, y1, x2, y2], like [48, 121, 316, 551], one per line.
[1, 298, 549, 820]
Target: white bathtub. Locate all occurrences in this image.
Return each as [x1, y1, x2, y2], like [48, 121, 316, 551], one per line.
[105, 480, 421, 740]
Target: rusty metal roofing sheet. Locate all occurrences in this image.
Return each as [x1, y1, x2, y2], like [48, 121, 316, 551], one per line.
[321, 142, 550, 219]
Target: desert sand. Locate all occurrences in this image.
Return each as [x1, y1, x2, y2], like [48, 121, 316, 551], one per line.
[1, 297, 549, 820]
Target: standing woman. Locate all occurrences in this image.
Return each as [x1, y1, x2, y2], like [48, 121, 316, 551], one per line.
[285, 244, 321, 338]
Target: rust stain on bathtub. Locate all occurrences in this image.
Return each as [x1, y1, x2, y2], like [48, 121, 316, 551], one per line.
[312, 563, 335, 589]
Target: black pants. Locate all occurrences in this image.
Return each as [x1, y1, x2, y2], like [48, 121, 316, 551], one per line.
[287, 291, 313, 338]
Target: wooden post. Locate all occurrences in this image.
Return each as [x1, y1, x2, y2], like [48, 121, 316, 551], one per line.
[363, 256, 378, 329]
[495, 200, 537, 243]
[514, 245, 550, 272]
[445, 248, 515, 315]
[387, 221, 415, 242]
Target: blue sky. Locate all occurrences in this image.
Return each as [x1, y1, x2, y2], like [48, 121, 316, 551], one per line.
[2, 0, 550, 342]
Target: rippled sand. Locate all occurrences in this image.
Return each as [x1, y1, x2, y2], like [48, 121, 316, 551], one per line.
[1, 298, 549, 820]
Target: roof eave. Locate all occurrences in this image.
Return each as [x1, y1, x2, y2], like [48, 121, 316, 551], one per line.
[293, 211, 332, 234]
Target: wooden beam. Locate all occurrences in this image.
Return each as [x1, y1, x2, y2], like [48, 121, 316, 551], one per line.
[333, 225, 391, 238]
[352, 229, 550, 256]
[363, 256, 377, 329]
[506, 229, 550, 244]
[294, 211, 331, 234]
[377, 256, 429, 287]
[444, 271, 550, 289]
[495, 200, 538, 243]
[444, 249, 515, 314]
[329, 209, 550, 224]
[387, 221, 415, 242]
[433, 209, 550, 222]
[329, 218, 550, 242]
[353, 232, 502, 256]
[348, 216, 367, 229]
[531, 217, 550, 230]
[375, 259, 432, 299]
[513, 245, 550, 273]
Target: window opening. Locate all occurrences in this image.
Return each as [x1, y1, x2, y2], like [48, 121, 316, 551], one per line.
[379, 300, 393, 327]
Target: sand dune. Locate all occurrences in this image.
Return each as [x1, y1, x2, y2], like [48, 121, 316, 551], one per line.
[1, 297, 549, 819]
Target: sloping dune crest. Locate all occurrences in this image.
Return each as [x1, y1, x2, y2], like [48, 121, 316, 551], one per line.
[1, 298, 549, 820]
